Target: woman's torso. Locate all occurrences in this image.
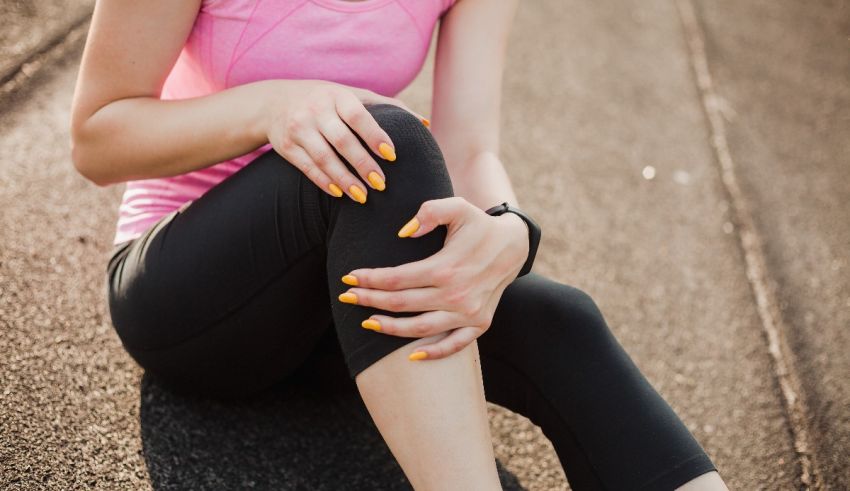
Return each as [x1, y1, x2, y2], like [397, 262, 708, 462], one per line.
[112, 0, 456, 245]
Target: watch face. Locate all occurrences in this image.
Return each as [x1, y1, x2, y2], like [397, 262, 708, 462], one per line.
[485, 202, 509, 216]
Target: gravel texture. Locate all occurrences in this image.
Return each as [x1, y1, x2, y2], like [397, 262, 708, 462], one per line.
[2, 0, 846, 488]
[0, 0, 93, 81]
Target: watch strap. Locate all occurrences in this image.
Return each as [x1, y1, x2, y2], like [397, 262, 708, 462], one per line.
[485, 202, 541, 278]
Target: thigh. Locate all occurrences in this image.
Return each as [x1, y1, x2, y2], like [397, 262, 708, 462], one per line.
[106, 151, 335, 397]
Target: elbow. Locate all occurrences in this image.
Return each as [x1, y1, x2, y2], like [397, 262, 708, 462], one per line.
[70, 143, 108, 187]
[70, 129, 112, 188]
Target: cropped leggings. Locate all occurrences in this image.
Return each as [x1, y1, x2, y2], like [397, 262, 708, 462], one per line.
[105, 103, 716, 490]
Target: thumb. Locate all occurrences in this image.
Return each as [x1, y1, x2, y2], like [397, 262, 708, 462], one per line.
[397, 197, 470, 238]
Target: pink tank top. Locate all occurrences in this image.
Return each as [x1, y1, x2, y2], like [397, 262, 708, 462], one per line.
[112, 0, 457, 245]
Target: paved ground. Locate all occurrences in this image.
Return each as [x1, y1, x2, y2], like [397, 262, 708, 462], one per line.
[696, 1, 850, 485]
[0, 0, 91, 81]
[1, 0, 847, 489]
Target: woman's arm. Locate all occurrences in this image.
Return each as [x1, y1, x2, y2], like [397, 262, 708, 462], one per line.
[430, 0, 521, 211]
[69, 0, 272, 186]
[69, 0, 410, 195]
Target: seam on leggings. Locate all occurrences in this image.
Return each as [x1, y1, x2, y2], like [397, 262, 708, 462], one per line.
[121, 243, 327, 353]
[106, 240, 135, 275]
[478, 351, 609, 488]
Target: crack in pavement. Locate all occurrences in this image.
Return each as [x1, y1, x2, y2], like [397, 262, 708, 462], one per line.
[0, 15, 91, 107]
[674, 0, 822, 488]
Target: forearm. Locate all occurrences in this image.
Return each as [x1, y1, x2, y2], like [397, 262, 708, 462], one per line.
[71, 79, 290, 186]
[443, 150, 521, 211]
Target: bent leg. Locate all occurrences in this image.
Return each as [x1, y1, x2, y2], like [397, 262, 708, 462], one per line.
[477, 272, 718, 490]
[321, 103, 501, 489]
[106, 146, 337, 398]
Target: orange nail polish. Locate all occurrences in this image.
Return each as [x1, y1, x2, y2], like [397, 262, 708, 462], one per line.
[409, 351, 428, 361]
[349, 185, 367, 204]
[367, 171, 386, 191]
[341, 274, 358, 286]
[378, 142, 396, 162]
[361, 319, 382, 331]
[421, 118, 430, 128]
[328, 183, 343, 197]
[338, 292, 358, 304]
[397, 217, 420, 238]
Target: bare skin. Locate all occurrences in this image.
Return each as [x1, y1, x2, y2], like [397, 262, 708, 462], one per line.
[356, 334, 502, 490]
[69, 0, 729, 488]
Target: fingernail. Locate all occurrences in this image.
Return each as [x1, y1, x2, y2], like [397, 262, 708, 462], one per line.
[328, 183, 343, 197]
[367, 171, 386, 191]
[378, 142, 396, 162]
[397, 217, 419, 238]
[349, 185, 367, 204]
[341, 274, 359, 286]
[361, 319, 382, 331]
[409, 351, 428, 361]
[338, 292, 358, 304]
[421, 118, 430, 128]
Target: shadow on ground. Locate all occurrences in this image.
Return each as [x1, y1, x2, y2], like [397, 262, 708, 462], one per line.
[138, 332, 523, 490]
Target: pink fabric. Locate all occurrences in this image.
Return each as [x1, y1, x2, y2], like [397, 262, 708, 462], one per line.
[113, 0, 458, 245]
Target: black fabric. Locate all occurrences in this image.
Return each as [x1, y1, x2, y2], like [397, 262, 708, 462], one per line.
[105, 103, 717, 490]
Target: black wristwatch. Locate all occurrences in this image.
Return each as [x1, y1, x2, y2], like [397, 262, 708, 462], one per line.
[485, 201, 541, 278]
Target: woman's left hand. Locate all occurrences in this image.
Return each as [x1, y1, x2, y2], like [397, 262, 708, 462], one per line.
[340, 196, 530, 361]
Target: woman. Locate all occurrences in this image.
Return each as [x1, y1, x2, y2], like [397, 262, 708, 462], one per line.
[70, 0, 728, 489]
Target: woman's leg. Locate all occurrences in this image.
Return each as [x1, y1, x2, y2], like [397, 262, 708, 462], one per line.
[476, 272, 723, 490]
[106, 103, 503, 487]
[106, 148, 338, 398]
[322, 104, 501, 489]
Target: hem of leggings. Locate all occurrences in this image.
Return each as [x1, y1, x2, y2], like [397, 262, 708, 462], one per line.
[345, 335, 422, 380]
[636, 452, 717, 490]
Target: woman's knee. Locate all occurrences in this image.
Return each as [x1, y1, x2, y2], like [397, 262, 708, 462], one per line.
[526, 275, 612, 345]
[364, 103, 454, 202]
[245, 103, 453, 207]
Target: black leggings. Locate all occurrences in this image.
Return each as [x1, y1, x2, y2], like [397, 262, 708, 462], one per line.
[105, 103, 716, 490]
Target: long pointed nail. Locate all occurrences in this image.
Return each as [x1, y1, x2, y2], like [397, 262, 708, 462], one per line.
[361, 319, 382, 331]
[349, 185, 367, 204]
[409, 351, 428, 361]
[397, 217, 419, 238]
[338, 292, 358, 304]
[367, 171, 386, 191]
[328, 183, 343, 197]
[378, 142, 396, 162]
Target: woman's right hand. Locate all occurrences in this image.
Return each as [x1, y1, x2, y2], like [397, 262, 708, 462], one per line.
[265, 80, 428, 204]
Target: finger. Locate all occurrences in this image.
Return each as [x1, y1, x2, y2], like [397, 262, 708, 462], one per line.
[353, 89, 430, 127]
[397, 196, 472, 238]
[345, 254, 445, 290]
[408, 326, 480, 361]
[335, 92, 397, 162]
[317, 115, 386, 192]
[373, 97, 430, 126]
[279, 144, 341, 199]
[293, 128, 369, 204]
[361, 310, 461, 338]
[337, 286, 447, 313]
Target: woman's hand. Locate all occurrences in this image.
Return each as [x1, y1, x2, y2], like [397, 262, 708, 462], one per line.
[265, 80, 429, 204]
[338, 196, 530, 361]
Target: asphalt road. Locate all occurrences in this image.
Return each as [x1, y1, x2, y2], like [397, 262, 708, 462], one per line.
[697, 0, 850, 485]
[0, 0, 92, 81]
[1, 0, 847, 489]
